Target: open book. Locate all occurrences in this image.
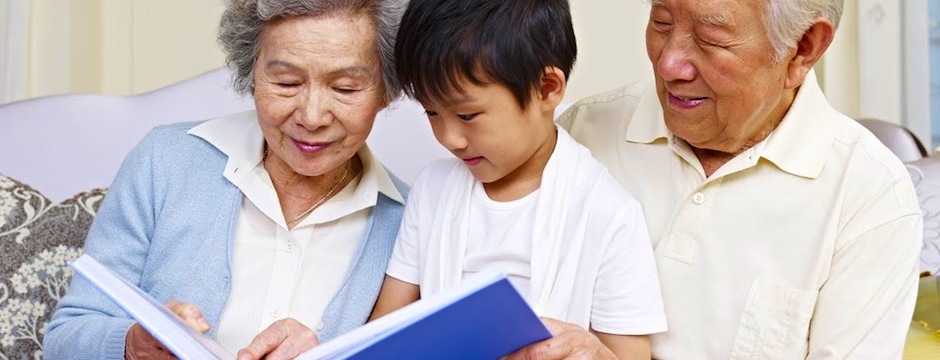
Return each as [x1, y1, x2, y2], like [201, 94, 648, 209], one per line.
[70, 254, 551, 359]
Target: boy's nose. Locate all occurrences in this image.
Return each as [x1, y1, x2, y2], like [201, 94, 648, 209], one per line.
[435, 119, 469, 152]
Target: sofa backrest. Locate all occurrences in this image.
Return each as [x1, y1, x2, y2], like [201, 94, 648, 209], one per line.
[0, 68, 254, 202]
[0, 67, 456, 203]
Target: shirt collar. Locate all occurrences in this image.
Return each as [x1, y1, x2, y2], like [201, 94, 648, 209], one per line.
[625, 81, 670, 144]
[188, 110, 405, 205]
[624, 70, 835, 179]
[758, 70, 836, 179]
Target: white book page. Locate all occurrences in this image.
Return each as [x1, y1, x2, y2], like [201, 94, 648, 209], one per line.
[70, 255, 235, 360]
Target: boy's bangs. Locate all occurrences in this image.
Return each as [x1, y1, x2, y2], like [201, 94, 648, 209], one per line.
[401, 33, 492, 107]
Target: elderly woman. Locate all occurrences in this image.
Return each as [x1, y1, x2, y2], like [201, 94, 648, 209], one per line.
[43, 0, 408, 359]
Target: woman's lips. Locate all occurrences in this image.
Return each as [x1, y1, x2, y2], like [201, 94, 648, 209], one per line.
[293, 139, 331, 154]
[462, 157, 484, 166]
[667, 91, 708, 109]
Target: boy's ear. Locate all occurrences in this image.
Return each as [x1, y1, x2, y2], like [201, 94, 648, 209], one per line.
[538, 66, 567, 112]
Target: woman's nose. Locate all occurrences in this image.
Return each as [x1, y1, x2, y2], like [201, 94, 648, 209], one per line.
[297, 88, 332, 130]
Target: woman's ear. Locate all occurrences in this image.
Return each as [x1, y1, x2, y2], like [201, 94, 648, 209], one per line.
[784, 16, 835, 90]
[538, 66, 567, 112]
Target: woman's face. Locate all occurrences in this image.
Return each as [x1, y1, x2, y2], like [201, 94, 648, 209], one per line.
[253, 13, 386, 177]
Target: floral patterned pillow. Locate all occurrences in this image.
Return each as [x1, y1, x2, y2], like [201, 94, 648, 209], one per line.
[0, 175, 106, 360]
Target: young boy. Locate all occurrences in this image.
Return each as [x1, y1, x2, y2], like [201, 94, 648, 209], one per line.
[372, 0, 667, 357]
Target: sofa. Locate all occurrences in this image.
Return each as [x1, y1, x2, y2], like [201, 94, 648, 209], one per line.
[2, 69, 938, 357]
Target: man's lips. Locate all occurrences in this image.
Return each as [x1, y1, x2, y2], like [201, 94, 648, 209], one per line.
[293, 139, 332, 154]
[667, 91, 708, 109]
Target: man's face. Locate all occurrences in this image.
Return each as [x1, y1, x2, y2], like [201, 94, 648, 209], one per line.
[646, 0, 795, 153]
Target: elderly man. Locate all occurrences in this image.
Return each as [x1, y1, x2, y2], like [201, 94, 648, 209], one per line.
[508, 0, 922, 359]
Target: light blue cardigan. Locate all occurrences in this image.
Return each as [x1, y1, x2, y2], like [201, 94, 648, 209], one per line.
[43, 122, 408, 360]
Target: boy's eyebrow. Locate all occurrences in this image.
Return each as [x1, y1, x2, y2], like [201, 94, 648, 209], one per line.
[443, 94, 476, 106]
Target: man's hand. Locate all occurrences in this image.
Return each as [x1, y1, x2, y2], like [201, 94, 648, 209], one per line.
[502, 318, 618, 360]
[237, 318, 320, 360]
[125, 301, 211, 360]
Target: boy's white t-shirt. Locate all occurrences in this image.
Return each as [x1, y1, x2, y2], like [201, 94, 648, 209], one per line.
[462, 183, 539, 297]
[387, 139, 667, 335]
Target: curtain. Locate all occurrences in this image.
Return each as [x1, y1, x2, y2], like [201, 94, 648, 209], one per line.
[0, 0, 29, 104]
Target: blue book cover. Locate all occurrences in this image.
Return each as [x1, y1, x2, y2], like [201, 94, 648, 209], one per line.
[298, 271, 552, 359]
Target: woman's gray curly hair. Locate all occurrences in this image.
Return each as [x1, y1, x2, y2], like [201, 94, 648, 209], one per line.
[218, 0, 407, 102]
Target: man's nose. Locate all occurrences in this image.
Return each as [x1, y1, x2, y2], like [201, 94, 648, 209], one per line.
[657, 36, 698, 82]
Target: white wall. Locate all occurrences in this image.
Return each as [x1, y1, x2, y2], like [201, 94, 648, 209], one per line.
[566, 0, 653, 103]
[14, 0, 874, 127]
[18, 0, 654, 103]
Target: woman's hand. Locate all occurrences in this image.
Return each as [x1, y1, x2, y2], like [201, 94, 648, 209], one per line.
[125, 301, 211, 360]
[502, 318, 618, 360]
[237, 318, 320, 360]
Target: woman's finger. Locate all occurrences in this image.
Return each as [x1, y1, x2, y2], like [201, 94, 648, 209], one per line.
[165, 300, 211, 332]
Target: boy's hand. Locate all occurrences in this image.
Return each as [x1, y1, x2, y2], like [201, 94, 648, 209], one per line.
[237, 318, 320, 360]
[502, 318, 617, 360]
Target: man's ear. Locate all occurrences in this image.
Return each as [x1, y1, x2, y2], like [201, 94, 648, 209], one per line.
[784, 16, 836, 89]
[538, 66, 567, 113]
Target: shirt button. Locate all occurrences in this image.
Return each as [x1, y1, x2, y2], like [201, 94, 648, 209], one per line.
[692, 192, 706, 205]
[270, 308, 280, 318]
[285, 242, 295, 252]
[316, 321, 324, 331]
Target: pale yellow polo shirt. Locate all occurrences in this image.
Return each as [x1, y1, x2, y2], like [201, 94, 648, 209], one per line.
[557, 72, 922, 359]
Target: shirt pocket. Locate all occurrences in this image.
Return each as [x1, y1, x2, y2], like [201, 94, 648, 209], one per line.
[730, 278, 816, 360]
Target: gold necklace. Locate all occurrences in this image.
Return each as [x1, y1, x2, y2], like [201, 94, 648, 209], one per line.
[287, 161, 351, 225]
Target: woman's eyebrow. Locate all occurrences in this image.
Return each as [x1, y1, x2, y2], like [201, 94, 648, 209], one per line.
[265, 59, 301, 71]
[327, 66, 374, 78]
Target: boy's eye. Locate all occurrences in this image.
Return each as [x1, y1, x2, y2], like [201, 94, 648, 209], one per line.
[425, 110, 438, 117]
[456, 113, 479, 121]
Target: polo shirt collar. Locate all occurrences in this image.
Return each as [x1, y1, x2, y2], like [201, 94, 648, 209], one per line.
[623, 70, 835, 179]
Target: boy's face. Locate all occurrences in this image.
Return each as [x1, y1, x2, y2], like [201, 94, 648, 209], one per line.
[421, 80, 556, 186]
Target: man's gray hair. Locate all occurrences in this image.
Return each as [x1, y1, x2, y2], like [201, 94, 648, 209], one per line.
[764, 0, 843, 62]
[218, 0, 407, 102]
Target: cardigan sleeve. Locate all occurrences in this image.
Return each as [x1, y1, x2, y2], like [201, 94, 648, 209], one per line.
[43, 130, 162, 360]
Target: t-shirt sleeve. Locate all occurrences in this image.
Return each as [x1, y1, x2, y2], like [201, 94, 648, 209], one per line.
[385, 163, 445, 285]
[385, 184, 422, 285]
[590, 201, 668, 335]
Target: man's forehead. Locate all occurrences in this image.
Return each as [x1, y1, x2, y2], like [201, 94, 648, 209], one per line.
[650, 0, 761, 25]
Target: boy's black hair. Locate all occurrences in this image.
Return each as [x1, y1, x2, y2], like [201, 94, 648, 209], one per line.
[394, 0, 577, 110]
